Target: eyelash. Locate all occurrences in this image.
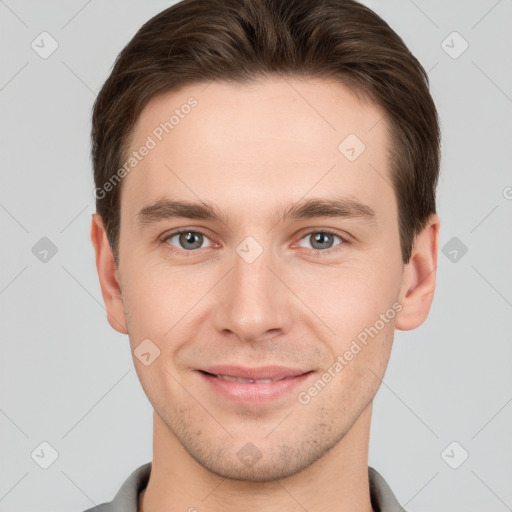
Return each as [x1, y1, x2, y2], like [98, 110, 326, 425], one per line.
[160, 228, 351, 258]
[304, 229, 350, 258]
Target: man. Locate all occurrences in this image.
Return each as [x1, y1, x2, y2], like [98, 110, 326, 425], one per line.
[88, 0, 440, 510]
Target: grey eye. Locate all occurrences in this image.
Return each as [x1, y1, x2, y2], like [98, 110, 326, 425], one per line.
[168, 231, 209, 250]
[298, 232, 342, 250]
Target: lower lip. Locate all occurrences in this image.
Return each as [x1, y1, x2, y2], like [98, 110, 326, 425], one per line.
[197, 370, 314, 405]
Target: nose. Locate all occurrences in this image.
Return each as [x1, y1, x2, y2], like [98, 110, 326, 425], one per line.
[213, 244, 294, 343]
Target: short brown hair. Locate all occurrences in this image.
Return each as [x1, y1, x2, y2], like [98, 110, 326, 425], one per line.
[91, 0, 440, 267]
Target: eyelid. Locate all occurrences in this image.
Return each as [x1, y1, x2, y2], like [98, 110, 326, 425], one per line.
[294, 227, 351, 243]
[159, 228, 217, 252]
[159, 227, 352, 255]
[292, 228, 351, 255]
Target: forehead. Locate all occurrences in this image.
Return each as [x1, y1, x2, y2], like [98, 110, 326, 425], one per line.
[120, 77, 394, 226]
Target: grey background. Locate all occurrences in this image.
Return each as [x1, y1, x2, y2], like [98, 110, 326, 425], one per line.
[1, 0, 511, 511]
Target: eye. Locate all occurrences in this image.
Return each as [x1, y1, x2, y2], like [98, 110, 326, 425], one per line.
[296, 230, 347, 253]
[163, 230, 214, 252]
[160, 228, 350, 257]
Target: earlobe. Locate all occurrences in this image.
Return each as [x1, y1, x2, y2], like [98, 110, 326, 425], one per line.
[395, 214, 440, 331]
[90, 213, 128, 334]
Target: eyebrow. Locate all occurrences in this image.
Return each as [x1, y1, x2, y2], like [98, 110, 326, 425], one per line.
[135, 197, 377, 227]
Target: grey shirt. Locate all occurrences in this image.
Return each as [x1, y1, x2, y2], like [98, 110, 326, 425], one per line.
[83, 462, 406, 512]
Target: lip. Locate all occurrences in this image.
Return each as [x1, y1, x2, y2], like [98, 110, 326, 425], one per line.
[196, 365, 314, 405]
[199, 365, 309, 381]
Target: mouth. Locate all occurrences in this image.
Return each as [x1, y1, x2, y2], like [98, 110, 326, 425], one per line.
[195, 365, 314, 404]
[199, 370, 302, 383]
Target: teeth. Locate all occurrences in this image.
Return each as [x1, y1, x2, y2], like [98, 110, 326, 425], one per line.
[216, 374, 276, 383]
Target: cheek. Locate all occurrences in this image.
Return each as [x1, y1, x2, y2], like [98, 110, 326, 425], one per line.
[121, 262, 190, 332]
[121, 237, 402, 348]
[287, 257, 400, 335]
[316, 317, 394, 411]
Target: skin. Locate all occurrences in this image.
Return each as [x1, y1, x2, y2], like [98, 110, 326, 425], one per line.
[91, 77, 440, 512]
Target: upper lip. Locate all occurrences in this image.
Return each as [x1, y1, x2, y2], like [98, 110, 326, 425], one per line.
[198, 365, 310, 381]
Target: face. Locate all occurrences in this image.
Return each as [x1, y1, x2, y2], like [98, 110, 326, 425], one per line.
[102, 78, 411, 481]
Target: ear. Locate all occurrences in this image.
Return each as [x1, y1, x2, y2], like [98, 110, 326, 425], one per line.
[395, 214, 440, 331]
[90, 213, 128, 334]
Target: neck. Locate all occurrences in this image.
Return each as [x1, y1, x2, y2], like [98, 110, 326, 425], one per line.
[139, 403, 374, 512]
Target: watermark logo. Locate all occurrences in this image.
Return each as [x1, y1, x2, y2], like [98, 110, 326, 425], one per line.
[31, 32, 59, 59]
[237, 442, 263, 468]
[134, 338, 161, 366]
[338, 133, 366, 162]
[93, 97, 198, 200]
[441, 31, 469, 60]
[297, 301, 402, 405]
[32, 237, 58, 263]
[441, 441, 469, 469]
[31, 441, 59, 469]
[442, 236, 468, 263]
[236, 236, 264, 264]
